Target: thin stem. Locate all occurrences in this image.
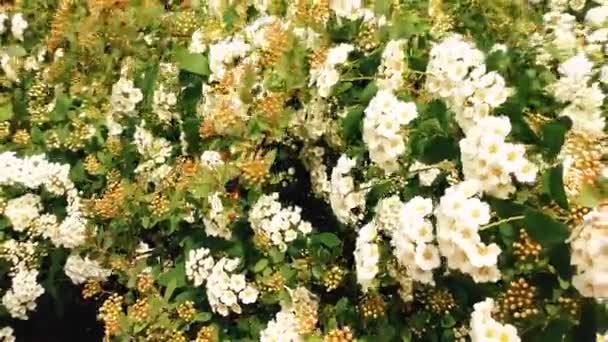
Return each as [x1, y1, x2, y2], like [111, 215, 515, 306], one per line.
[409, 165, 440, 173]
[342, 76, 374, 82]
[480, 215, 525, 230]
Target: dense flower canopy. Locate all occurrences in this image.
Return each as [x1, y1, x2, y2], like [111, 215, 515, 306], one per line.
[0, 0, 607, 341]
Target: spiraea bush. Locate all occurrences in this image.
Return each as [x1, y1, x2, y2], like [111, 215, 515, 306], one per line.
[0, 0, 607, 341]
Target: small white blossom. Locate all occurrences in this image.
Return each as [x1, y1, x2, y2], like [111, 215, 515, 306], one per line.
[10, 13, 27, 41]
[64, 254, 111, 284]
[470, 298, 521, 342]
[249, 193, 314, 251]
[2, 269, 44, 320]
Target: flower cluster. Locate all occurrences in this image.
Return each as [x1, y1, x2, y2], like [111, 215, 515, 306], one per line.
[2, 1, 608, 340]
[260, 287, 319, 342]
[391, 196, 440, 284]
[300, 146, 331, 199]
[363, 90, 418, 173]
[208, 38, 251, 82]
[0, 152, 89, 320]
[470, 298, 520, 342]
[436, 181, 502, 283]
[1, 269, 44, 320]
[185, 247, 215, 287]
[133, 121, 174, 182]
[4, 193, 41, 232]
[310, 44, 354, 98]
[0, 327, 15, 342]
[203, 192, 233, 239]
[64, 254, 112, 285]
[330, 155, 367, 225]
[354, 221, 380, 293]
[152, 63, 180, 124]
[206, 257, 259, 316]
[570, 205, 608, 298]
[548, 53, 606, 136]
[186, 249, 258, 316]
[425, 34, 512, 133]
[459, 116, 538, 198]
[110, 77, 143, 116]
[377, 39, 408, 91]
[0, 153, 88, 248]
[249, 193, 313, 252]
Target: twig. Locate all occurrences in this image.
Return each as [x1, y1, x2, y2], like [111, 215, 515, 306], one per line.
[480, 215, 525, 230]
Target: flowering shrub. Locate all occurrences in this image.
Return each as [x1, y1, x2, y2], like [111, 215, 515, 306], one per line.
[1, 1, 608, 341]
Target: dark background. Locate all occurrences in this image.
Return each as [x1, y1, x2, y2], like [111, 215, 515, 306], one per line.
[9, 283, 102, 342]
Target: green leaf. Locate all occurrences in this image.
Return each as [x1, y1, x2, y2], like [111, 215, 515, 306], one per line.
[342, 107, 364, 142]
[50, 95, 71, 122]
[489, 198, 526, 218]
[543, 165, 569, 209]
[314, 233, 341, 248]
[357, 82, 378, 104]
[3, 45, 27, 57]
[164, 278, 177, 301]
[253, 258, 269, 273]
[175, 48, 210, 76]
[523, 208, 569, 248]
[548, 243, 572, 279]
[417, 136, 459, 164]
[366, 181, 392, 209]
[537, 319, 570, 342]
[269, 249, 285, 263]
[374, 0, 391, 16]
[541, 117, 571, 160]
[575, 183, 600, 208]
[499, 223, 516, 246]
[193, 312, 212, 322]
[327, 17, 360, 43]
[440, 314, 456, 328]
[0, 102, 13, 121]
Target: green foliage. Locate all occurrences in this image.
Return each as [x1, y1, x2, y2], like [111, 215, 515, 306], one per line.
[1, 1, 606, 342]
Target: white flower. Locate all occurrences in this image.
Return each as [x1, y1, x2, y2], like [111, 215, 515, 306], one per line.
[426, 34, 511, 133]
[4, 194, 41, 232]
[363, 90, 417, 173]
[570, 206, 608, 298]
[2, 269, 44, 320]
[378, 39, 407, 91]
[390, 196, 440, 284]
[558, 53, 593, 80]
[460, 116, 537, 197]
[326, 44, 354, 66]
[311, 44, 354, 98]
[586, 6, 608, 27]
[0, 326, 15, 342]
[250, 193, 313, 251]
[436, 181, 504, 283]
[111, 78, 143, 114]
[189, 29, 206, 53]
[414, 244, 441, 271]
[185, 247, 214, 287]
[208, 38, 251, 81]
[329, 0, 363, 19]
[239, 286, 259, 304]
[470, 298, 521, 342]
[10, 13, 27, 41]
[201, 150, 224, 169]
[464, 242, 501, 268]
[64, 255, 111, 284]
[205, 257, 257, 315]
[260, 310, 301, 342]
[355, 222, 379, 292]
